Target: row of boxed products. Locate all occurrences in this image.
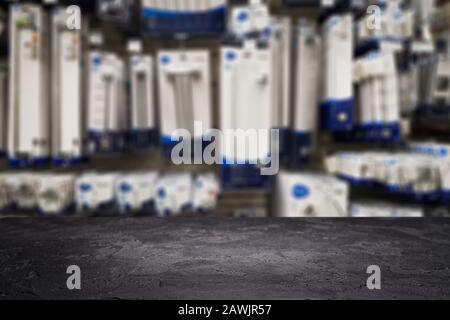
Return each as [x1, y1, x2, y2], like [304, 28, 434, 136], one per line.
[326, 141, 450, 203]
[19, 0, 422, 37]
[0, 168, 425, 218]
[6, 0, 432, 38]
[0, 0, 228, 37]
[229, 0, 437, 139]
[0, 2, 446, 156]
[350, 0, 450, 142]
[0, 172, 220, 216]
[0, 3, 292, 170]
[0, 1, 449, 188]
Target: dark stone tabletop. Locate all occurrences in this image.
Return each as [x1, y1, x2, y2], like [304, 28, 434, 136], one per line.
[0, 218, 449, 300]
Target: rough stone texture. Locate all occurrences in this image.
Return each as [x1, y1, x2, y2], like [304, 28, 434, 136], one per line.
[0, 218, 449, 300]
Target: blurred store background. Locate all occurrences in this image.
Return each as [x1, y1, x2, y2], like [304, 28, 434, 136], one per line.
[0, 0, 450, 218]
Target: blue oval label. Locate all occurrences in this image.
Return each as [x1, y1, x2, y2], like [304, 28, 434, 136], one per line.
[158, 188, 167, 199]
[292, 184, 310, 199]
[237, 11, 249, 22]
[226, 51, 236, 62]
[79, 183, 92, 192]
[160, 55, 170, 65]
[120, 183, 132, 193]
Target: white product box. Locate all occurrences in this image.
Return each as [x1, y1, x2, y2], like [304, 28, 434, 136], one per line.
[410, 142, 450, 192]
[429, 54, 450, 107]
[399, 65, 419, 115]
[355, 51, 401, 129]
[412, 0, 436, 25]
[130, 54, 155, 131]
[350, 202, 424, 218]
[384, 1, 414, 39]
[157, 50, 212, 142]
[274, 171, 349, 218]
[329, 150, 443, 194]
[90, 52, 127, 132]
[8, 173, 41, 210]
[0, 62, 6, 153]
[88, 51, 127, 152]
[220, 41, 273, 162]
[325, 152, 375, 181]
[154, 173, 193, 216]
[51, 6, 83, 163]
[0, 8, 5, 37]
[0, 174, 14, 211]
[381, 53, 400, 125]
[294, 19, 320, 134]
[8, 4, 50, 163]
[115, 172, 158, 214]
[192, 173, 220, 212]
[355, 53, 383, 127]
[229, 1, 270, 37]
[76, 173, 118, 211]
[270, 17, 291, 130]
[37, 174, 75, 215]
[322, 14, 353, 102]
[382, 154, 439, 192]
[320, 14, 354, 131]
[412, 0, 435, 40]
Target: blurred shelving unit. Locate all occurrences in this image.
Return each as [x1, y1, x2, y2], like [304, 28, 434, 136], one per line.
[1, 0, 450, 218]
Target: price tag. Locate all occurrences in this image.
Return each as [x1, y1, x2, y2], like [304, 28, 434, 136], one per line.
[127, 40, 143, 54]
[321, 0, 335, 8]
[412, 41, 435, 53]
[89, 32, 104, 46]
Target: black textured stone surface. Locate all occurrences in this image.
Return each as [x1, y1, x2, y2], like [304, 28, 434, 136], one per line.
[0, 218, 450, 300]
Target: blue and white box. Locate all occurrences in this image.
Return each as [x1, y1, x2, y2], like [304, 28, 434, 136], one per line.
[353, 50, 402, 143]
[220, 41, 274, 189]
[192, 173, 220, 213]
[320, 14, 354, 132]
[115, 172, 158, 214]
[157, 50, 212, 160]
[154, 173, 193, 216]
[51, 7, 84, 166]
[274, 171, 349, 218]
[88, 52, 128, 154]
[269, 17, 292, 166]
[76, 173, 118, 212]
[229, 0, 271, 38]
[8, 4, 50, 167]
